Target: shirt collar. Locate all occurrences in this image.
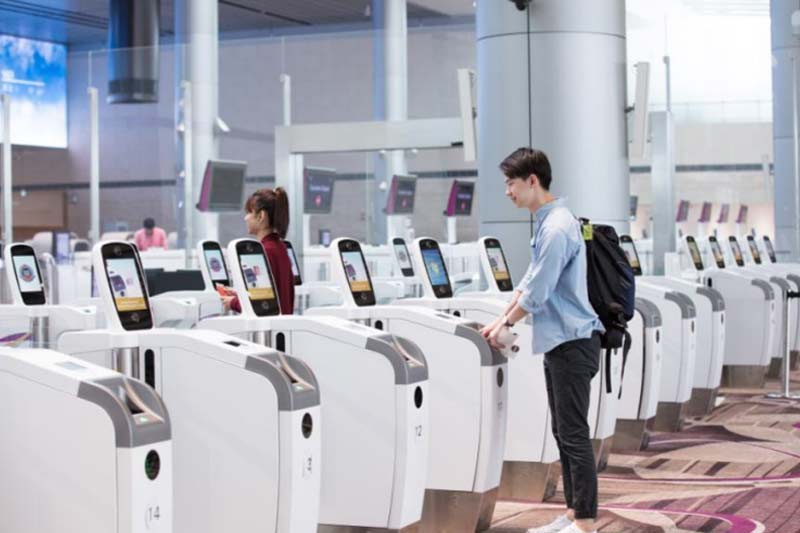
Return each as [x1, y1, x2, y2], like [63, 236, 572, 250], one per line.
[533, 197, 567, 224]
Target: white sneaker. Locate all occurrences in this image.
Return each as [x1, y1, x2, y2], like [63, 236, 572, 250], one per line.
[557, 523, 597, 533]
[527, 514, 572, 533]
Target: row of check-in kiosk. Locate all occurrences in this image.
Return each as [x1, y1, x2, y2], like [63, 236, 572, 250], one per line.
[0, 228, 794, 533]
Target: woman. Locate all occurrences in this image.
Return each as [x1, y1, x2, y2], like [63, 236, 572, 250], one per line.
[223, 187, 295, 314]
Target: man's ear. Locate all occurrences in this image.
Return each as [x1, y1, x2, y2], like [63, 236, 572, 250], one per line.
[529, 173, 539, 187]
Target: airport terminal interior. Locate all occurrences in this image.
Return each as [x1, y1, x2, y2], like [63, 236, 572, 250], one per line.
[3, 0, 800, 532]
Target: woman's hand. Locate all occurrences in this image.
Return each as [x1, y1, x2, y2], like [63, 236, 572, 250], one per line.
[222, 295, 236, 311]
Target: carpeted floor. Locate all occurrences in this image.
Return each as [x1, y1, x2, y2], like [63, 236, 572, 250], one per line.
[490, 370, 800, 532]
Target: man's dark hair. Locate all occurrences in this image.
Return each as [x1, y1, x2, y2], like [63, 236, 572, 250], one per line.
[499, 147, 553, 190]
[143, 218, 155, 230]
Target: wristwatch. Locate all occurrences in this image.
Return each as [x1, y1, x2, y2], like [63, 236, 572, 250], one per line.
[503, 318, 515, 328]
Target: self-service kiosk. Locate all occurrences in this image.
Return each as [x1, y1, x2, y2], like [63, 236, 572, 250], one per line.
[1, 243, 98, 347]
[58, 241, 322, 533]
[306, 237, 507, 529]
[198, 238, 430, 532]
[679, 236, 777, 388]
[398, 237, 622, 472]
[0, 347, 172, 533]
[621, 236, 725, 416]
[611, 298, 663, 450]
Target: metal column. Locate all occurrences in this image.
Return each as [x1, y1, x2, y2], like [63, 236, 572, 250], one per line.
[88, 87, 100, 243]
[371, 0, 408, 245]
[771, 0, 800, 260]
[175, 0, 219, 248]
[1, 94, 11, 246]
[476, 0, 629, 282]
[650, 111, 676, 275]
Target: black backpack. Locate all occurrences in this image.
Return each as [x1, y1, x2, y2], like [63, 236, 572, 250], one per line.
[579, 218, 636, 397]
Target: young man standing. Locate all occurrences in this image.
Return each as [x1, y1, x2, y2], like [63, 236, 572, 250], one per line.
[481, 147, 604, 533]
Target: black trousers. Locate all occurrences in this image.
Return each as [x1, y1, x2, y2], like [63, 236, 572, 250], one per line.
[544, 332, 601, 520]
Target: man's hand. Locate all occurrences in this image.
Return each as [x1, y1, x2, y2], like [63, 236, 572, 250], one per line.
[222, 295, 236, 311]
[486, 322, 509, 350]
[480, 316, 504, 338]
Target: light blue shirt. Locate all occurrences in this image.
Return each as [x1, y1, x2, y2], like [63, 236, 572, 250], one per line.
[516, 198, 604, 354]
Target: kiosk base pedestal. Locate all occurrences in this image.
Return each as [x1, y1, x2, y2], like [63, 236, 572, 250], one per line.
[419, 487, 498, 532]
[686, 387, 718, 417]
[650, 401, 687, 433]
[498, 460, 559, 502]
[612, 418, 652, 452]
[591, 436, 614, 472]
[721, 365, 767, 389]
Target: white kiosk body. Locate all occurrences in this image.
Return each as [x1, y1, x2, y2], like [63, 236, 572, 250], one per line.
[0, 348, 172, 533]
[305, 237, 507, 528]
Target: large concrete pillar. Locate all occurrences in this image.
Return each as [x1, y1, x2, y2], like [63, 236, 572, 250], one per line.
[771, 1, 800, 260]
[477, 0, 629, 281]
[175, 0, 219, 248]
[371, 0, 408, 245]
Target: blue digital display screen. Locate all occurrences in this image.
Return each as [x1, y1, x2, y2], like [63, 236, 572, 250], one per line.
[0, 35, 67, 148]
[422, 249, 448, 287]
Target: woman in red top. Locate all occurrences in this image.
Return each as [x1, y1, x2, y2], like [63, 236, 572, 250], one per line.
[223, 187, 295, 314]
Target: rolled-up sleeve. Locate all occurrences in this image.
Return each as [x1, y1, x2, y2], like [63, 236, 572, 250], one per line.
[515, 261, 534, 292]
[517, 227, 570, 314]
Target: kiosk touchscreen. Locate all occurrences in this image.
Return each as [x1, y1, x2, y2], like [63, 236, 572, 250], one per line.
[304, 168, 336, 214]
[201, 240, 231, 288]
[619, 235, 643, 276]
[763, 236, 777, 263]
[338, 240, 376, 306]
[385, 175, 417, 215]
[728, 236, 745, 266]
[698, 202, 712, 223]
[53, 231, 71, 264]
[746, 235, 763, 264]
[393, 237, 414, 277]
[708, 236, 726, 268]
[284, 240, 303, 286]
[483, 238, 514, 292]
[100, 243, 153, 330]
[718, 204, 730, 224]
[419, 239, 453, 298]
[685, 236, 706, 271]
[235, 240, 281, 316]
[9, 244, 46, 305]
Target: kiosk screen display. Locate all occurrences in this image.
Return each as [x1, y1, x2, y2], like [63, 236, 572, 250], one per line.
[763, 237, 777, 263]
[699, 202, 712, 223]
[486, 247, 510, 282]
[686, 238, 705, 270]
[620, 240, 641, 272]
[204, 248, 229, 282]
[394, 244, 413, 271]
[747, 237, 762, 264]
[422, 249, 449, 287]
[239, 254, 275, 301]
[709, 238, 726, 268]
[105, 258, 148, 312]
[718, 204, 730, 224]
[12, 255, 42, 293]
[729, 238, 745, 266]
[341, 251, 372, 293]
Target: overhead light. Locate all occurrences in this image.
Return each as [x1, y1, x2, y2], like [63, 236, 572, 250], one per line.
[364, 3, 371, 17]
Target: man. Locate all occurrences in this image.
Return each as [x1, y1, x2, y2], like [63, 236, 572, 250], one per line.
[481, 148, 604, 533]
[133, 218, 168, 252]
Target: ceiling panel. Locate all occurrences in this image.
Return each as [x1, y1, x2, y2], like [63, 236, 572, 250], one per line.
[0, 0, 465, 46]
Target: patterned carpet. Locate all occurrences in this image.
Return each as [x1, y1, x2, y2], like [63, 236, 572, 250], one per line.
[490, 370, 800, 532]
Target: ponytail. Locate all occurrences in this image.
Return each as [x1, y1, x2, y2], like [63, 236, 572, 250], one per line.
[273, 187, 290, 239]
[245, 187, 291, 239]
